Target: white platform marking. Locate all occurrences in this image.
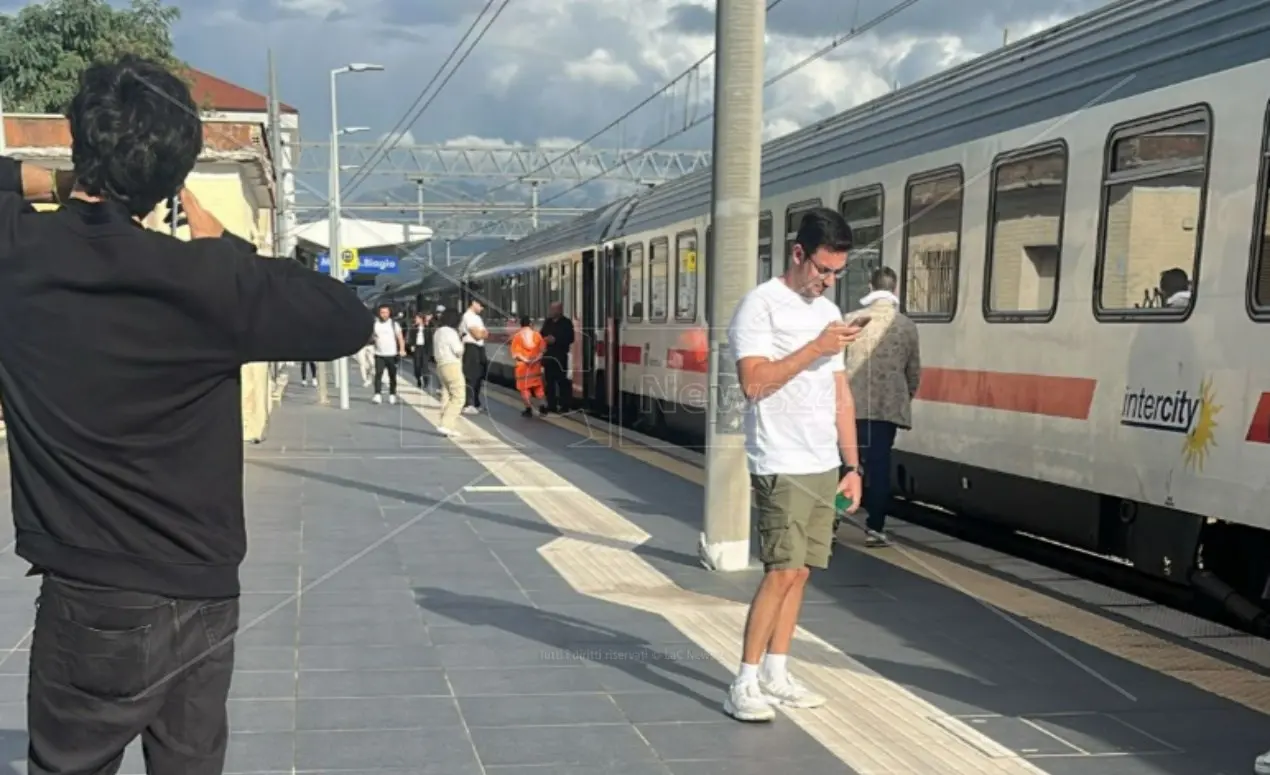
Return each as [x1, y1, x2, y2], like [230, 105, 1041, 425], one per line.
[403, 387, 1053, 774]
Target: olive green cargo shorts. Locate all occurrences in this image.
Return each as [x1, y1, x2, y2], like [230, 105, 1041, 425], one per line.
[751, 468, 839, 571]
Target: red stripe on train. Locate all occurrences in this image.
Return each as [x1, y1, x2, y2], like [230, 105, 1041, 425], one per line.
[1246, 393, 1270, 444]
[915, 367, 1096, 419]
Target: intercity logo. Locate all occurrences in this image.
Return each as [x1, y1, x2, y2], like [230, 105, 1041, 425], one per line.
[1120, 386, 1201, 433]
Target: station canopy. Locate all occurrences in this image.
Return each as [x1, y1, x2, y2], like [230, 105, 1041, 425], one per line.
[294, 218, 433, 286]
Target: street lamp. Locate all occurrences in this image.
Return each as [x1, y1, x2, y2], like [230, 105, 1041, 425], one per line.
[329, 63, 384, 410]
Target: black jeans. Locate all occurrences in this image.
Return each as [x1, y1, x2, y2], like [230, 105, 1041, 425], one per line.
[28, 574, 238, 775]
[412, 350, 430, 388]
[462, 344, 486, 408]
[374, 355, 398, 395]
[543, 357, 569, 412]
[857, 419, 899, 532]
[300, 361, 316, 380]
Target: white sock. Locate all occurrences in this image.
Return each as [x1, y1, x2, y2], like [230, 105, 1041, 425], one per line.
[736, 662, 759, 684]
[761, 653, 788, 682]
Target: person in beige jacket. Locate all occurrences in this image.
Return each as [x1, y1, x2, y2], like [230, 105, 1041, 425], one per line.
[844, 266, 921, 546]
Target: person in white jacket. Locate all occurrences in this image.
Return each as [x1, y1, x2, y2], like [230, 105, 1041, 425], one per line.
[356, 333, 375, 387]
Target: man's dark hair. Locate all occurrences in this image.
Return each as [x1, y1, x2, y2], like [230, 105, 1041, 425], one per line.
[794, 207, 853, 256]
[67, 55, 203, 218]
[519, 315, 531, 327]
[440, 307, 462, 328]
[870, 266, 898, 293]
[378, 303, 391, 313]
[1159, 267, 1189, 297]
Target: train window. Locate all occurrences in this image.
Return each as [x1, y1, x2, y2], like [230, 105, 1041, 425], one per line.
[985, 143, 1067, 321]
[785, 201, 821, 274]
[649, 238, 669, 321]
[560, 261, 573, 318]
[758, 213, 773, 283]
[1095, 107, 1210, 318]
[548, 265, 558, 304]
[675, 231, 698, 322]
[901, 166, 963, 321]
[1249, 103, 1270, 319]
[625, 244, 644, 320]
[837, 186, 884, 313]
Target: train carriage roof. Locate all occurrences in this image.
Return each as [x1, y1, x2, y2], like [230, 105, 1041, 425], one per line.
[618, 0, 1270, 236]
[464, 194, 641, 279]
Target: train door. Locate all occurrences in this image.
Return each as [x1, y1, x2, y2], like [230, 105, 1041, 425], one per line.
[580, 251, 598, 408]
[602, 242, 624, 418]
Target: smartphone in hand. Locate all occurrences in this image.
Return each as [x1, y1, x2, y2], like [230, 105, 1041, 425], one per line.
[165, 195, 188, 235]
[845, 314, 872, 328]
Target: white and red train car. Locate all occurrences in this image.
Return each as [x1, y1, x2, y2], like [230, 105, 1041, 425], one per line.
[381, 0, 1270, 604]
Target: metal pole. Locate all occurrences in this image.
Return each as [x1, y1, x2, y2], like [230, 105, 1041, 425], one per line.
[329, 70, 350, 411]
[445, 240, 452, 266]
[415, 178, 424, 226]
[530, 181, 539, 230]
[700, 0, 764, 572]
[0, 87, 7, 154]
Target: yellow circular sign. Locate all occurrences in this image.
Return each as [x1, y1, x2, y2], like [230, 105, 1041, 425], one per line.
[339, 248, 360, 271]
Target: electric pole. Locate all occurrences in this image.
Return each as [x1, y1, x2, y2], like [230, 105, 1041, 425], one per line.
[701, 0, 764, 572]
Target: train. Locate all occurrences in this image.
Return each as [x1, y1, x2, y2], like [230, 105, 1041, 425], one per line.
[376, 0, 1270, 608]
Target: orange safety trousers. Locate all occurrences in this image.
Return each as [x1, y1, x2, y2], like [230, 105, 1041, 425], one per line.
[510, 328, 545, 400]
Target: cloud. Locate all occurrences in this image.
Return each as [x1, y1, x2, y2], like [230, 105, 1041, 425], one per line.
[169, 0, 1103, 237]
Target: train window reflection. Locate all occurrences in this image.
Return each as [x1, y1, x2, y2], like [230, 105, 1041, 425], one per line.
[1251, 104, 1270, 317]
[838, 187, 884, 314]
[625, 244, 644, 321]
[675, 231, 698, 322]
[1097, 109, 1209, 317]
[986, 145, 1067, 319]
[902, 167, 963, 321]
[758, 213, 772, 283]
[649, 239, 669, 322]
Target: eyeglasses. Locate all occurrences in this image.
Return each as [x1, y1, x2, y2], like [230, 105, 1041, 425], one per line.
[805, 253, 846, 279]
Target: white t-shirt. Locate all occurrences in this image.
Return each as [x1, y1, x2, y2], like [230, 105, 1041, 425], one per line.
[372, 319, 401, 356]
[727, 277, 845, 476]
[415, 326, 425, 346]
[460, 310, 485, 347]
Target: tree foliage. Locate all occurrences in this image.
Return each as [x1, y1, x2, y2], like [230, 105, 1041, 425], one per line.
[0, 0, 183, 114]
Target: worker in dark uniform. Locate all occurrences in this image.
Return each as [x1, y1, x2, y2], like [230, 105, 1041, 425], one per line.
[538, 301, 575, 413]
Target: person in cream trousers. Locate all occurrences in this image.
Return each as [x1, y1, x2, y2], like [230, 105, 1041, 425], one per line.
[432, 307, 467, 436]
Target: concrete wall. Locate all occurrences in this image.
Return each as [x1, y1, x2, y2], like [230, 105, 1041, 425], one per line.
[989, 184, 1063, 313]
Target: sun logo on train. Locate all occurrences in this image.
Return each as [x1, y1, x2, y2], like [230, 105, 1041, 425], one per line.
[1181, 376, 1221, 473]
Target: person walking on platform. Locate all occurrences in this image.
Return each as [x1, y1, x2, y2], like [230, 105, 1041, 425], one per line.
[300, 360, 318, 386]
[538, 301, 575, 413]
[357, 331, 375, 387]
[409, 311, 433, 390]
[844, 266, 921, 547]
[723, 207, 865, 722]
[0, 55, 373, 775]
[510, 316, 548, 417]
[371, 304, 405, 405]
[432, 307, 467, 436]
[459, 299, 489, 414]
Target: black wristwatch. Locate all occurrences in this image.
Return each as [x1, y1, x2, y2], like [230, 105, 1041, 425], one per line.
[842, 464, 859, 475]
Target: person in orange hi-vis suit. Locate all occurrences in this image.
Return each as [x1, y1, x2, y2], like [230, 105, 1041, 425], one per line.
[510, 315, 547, 417]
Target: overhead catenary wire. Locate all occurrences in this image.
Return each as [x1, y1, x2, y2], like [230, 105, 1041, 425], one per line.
[477, 0, 790, 203]
[340, 0, 513, 200]
[427, 0, 925, 247]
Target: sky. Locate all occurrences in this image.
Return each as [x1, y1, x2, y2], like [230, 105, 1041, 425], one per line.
[159, 0, 1105, 244]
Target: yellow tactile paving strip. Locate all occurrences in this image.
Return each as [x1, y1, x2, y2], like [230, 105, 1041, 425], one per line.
[480, 389, 1270, 717]
[406, 388, 1052, 774]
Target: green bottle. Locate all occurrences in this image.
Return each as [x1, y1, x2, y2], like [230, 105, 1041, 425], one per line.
[835, 492, 853, 512]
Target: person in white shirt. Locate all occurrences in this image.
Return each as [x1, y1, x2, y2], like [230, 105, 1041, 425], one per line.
[356, 333, 375, 388]
[431, 307, 466, 436]
[723, 207, 865, 722]
[370, 304, 405, 404]
[458, 300, 488, 414]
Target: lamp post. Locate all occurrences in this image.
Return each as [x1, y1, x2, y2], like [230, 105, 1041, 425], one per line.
[329, 62, 384, 410]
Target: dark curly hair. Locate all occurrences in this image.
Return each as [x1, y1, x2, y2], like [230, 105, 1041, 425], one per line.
[67, 54, 203, 218]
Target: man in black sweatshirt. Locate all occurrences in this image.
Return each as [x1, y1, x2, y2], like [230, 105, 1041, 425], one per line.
[538, 301, 575, 413]
[0, 56, 373, 773]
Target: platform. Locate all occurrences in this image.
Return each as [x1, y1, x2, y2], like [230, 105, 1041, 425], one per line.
[0, 368, 1261, 774]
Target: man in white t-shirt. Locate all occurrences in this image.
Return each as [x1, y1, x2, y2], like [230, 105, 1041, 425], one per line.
[723, 207, 865, 722]
[370, 304, 405, 405]
[458, 300, 488, 414]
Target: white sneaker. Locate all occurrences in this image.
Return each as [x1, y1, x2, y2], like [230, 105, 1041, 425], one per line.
[760, 673, 826, 709]
[371, 394, 382, 404]
[362, 380, 371, 388]
[462, 406, 478, 415]
[389, 395, 397, 405]
[723, 678, 776, 722]
[1256, 750, 1270, 775]
[437, 427, 460, 437]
